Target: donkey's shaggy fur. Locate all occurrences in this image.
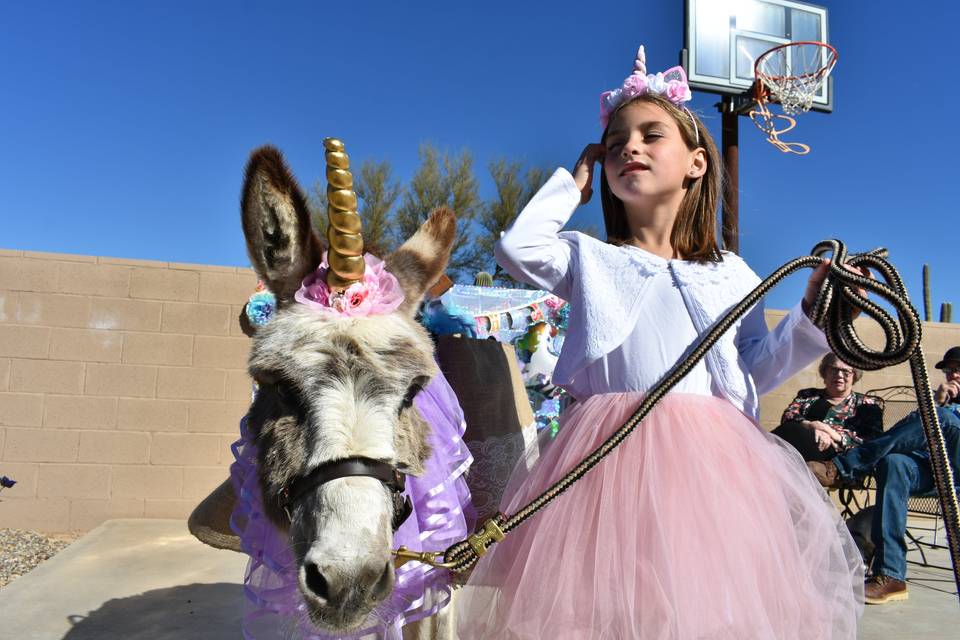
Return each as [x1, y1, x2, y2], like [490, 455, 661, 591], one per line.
[248, 309, 436, 527]
[240, 145, 457, 631]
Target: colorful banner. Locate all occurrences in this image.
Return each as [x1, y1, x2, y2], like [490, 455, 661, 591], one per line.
[432, 284, 572, 434]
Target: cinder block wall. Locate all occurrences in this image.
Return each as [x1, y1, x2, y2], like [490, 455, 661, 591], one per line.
[0, 249, 257, 531]
[2, 249, 959, 532]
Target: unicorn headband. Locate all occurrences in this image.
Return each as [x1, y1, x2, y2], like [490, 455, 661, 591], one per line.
[293, 138, 405, 318]
[599, 45, 699, 144]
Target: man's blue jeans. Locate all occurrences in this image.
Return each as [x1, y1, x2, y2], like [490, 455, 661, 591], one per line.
[831, 406, 960, 580]
[833, 406, 960, 483]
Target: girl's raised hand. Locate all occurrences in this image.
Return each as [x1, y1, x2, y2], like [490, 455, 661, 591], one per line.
[801, 259, 871, 319]
[572, 143, 606, 205]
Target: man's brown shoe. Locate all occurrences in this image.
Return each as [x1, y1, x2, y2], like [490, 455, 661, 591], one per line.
[864, 574, 909, 604]
[806, 460, 842, 489]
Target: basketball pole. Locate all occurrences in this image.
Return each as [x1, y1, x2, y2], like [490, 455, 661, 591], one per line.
[720, 96, 739, 254]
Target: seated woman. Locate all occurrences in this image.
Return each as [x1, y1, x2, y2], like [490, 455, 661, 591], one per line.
[773, 353, 884, 462]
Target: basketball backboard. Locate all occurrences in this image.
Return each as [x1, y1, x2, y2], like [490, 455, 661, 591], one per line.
[682, 0, 832, 112]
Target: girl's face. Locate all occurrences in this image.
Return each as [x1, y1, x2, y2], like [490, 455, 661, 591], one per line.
[603, 101, 704, 208]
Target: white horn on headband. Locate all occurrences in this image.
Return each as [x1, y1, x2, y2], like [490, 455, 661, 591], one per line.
[633, 45, 646, 76]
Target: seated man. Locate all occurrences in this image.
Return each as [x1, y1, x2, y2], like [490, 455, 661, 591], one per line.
[808, 347, 960, 604]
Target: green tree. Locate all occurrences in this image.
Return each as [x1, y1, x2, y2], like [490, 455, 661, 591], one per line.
[393, 144, 481, 280]
[478, 159, 549, 285]
[355, 160, 402, 256]
[309, 159, 401, 256]
[308, 181, 329, 240]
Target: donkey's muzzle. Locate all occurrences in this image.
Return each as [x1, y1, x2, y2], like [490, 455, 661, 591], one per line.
[301, 559, 394, 629]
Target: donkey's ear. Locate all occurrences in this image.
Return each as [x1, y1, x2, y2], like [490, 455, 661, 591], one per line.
[385, 207, 457, 316]
[241, 146, 323, 303]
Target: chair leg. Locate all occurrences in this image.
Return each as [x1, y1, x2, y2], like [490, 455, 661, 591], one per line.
[904, 529, 929, 566]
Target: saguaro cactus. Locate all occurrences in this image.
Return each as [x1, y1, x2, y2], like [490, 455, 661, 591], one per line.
[940, 302, 953, 323]
[923, 264, 932, 322]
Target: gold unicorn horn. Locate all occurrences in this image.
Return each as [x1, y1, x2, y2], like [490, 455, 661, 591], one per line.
[323, 138, 364, 290]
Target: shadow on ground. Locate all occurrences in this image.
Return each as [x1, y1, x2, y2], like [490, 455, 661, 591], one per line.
[62, 582, 242, 640]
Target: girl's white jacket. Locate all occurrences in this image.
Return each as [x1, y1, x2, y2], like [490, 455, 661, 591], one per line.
[495, 168, 829, 422]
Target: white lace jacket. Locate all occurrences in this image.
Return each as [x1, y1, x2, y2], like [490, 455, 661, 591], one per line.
[494, 168, 829, 421]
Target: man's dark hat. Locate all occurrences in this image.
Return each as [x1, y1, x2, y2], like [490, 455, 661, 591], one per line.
[935, 346, 960, 369]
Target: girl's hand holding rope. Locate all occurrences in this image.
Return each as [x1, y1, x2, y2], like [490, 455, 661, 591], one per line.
[803, 259, 871, 319]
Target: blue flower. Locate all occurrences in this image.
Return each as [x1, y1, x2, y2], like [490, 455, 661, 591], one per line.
[246, 291, 277, 327]
[0, 476, 16, 489]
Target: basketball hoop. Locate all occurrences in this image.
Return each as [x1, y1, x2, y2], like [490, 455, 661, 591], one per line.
[750, 41, 838, 155]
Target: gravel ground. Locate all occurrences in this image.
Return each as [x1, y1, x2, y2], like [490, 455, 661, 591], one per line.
[0, 529, 79, 589]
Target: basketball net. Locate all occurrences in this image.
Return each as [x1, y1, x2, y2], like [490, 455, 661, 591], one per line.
[750, 42, 838, 155]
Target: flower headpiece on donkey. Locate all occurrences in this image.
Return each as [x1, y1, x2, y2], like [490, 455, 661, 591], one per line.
[294, 138, 404, 318]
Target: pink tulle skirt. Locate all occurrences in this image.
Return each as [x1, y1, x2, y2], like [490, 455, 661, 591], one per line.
[457, 393, 863, 640]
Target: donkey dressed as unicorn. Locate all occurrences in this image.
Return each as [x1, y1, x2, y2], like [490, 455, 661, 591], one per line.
[228, 139, 474, 639]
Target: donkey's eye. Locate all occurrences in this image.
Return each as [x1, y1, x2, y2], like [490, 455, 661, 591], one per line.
[252, 369, 280, 387]
[274, 380, 301, 402]
[255, 374, 296, 403]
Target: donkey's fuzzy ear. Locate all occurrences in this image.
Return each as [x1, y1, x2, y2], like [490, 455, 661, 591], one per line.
[385, 208, 457, 317]
[241, 146, 323, 302]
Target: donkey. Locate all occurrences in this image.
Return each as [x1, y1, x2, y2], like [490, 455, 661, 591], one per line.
[240, 145, 457, 633]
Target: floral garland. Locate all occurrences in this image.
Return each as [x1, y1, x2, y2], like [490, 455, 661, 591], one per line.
[296, 253, 404, 318]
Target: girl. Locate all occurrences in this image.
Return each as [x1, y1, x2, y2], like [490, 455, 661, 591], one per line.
[456, 46, 863, 639]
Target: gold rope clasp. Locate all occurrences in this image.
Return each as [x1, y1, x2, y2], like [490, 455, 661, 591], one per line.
[393, 546, 457, 570]
[466, 518, 505, 558]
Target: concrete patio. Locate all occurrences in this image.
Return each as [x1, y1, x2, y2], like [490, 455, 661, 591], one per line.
[0, 518, 957, 638]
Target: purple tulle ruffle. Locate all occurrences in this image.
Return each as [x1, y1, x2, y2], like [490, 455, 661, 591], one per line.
[229, 370, 474, 639]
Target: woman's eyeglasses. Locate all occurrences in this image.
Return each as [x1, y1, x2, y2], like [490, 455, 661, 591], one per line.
[825, 366, 855, 378]
[942, 366, 960, 376]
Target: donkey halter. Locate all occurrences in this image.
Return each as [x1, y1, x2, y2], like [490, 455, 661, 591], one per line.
[282, 457, 413, 532]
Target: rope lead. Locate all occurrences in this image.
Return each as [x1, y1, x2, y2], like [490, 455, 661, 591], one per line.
[440, 240, 960, 604]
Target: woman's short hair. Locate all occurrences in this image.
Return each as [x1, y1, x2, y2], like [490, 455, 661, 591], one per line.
[818, 353, 862, 383]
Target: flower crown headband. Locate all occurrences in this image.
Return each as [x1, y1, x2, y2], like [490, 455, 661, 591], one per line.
[599, 45, 698, 144]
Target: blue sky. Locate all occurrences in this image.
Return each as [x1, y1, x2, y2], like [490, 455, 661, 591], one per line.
[2, 1, 956, 312]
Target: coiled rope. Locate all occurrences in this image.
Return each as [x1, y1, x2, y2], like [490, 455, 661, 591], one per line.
[440, 240, 960, 600]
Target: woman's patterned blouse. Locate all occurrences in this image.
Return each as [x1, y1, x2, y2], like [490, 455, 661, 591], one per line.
[780, 388, 884, 448]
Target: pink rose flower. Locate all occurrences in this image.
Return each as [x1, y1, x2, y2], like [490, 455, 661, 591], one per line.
[544, 295, 564, 311]
[665, 79, 692, 104]
[621, 73, 647, 99]
[294, 253, 405, 318]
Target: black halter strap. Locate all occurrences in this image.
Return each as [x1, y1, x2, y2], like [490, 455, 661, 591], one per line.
[284, 457, 412, 530]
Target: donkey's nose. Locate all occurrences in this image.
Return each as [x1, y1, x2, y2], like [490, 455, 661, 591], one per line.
[300, 559, 394, 607]
[303, 562, 331, 602]
[371, 561, 393, 602]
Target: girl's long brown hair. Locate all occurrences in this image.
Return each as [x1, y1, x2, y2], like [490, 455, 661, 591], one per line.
[599, 93, 722, 262]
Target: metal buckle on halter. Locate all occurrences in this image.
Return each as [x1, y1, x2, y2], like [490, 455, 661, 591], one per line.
[466, 518, 505, 558]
